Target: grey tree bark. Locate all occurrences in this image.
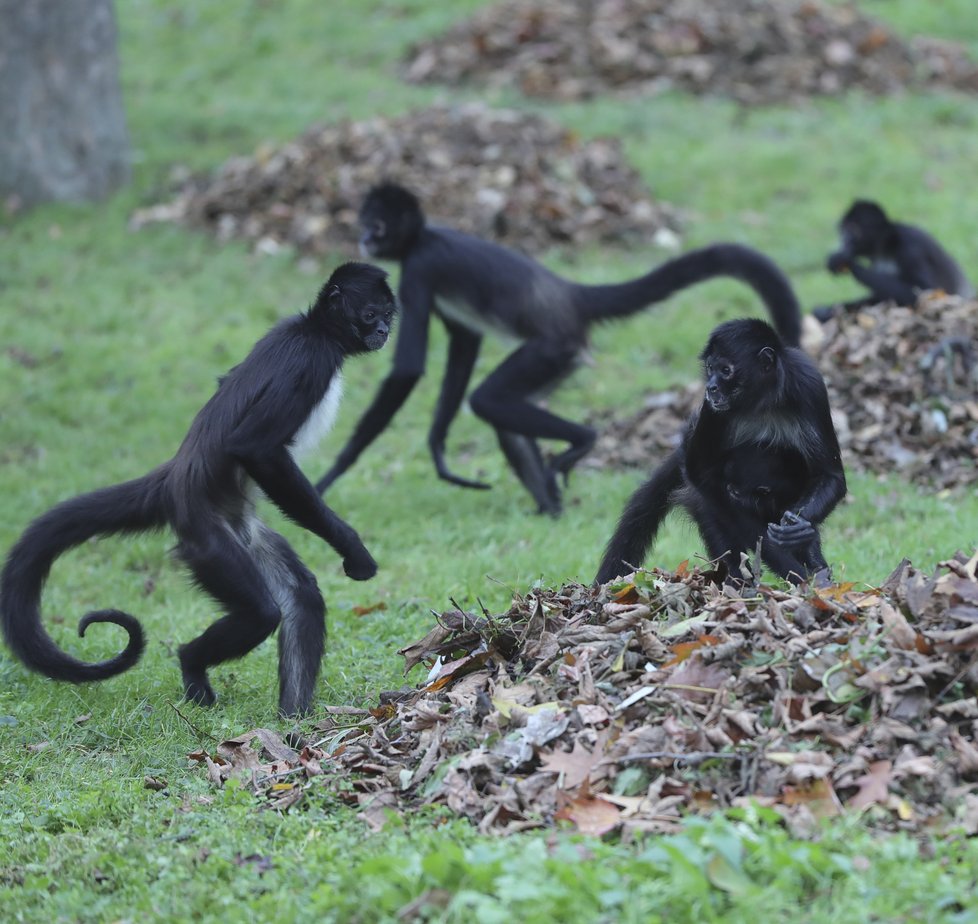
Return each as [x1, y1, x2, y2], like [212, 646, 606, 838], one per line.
[0, 0, 131, 209]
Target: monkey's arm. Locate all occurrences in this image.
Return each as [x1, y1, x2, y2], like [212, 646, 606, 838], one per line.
[847, 261, 919, 305]
[240, 446, 377, 579]
[595, 450, 684, 585]
[428, 319, 489, 489]
[768, 388, 846, 549]
[315, 279, 433, 494]
[681, 406, 725, 492]
[226, 383, 378, 580]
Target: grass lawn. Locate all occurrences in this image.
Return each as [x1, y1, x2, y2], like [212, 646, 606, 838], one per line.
[2, 0, 978, 920]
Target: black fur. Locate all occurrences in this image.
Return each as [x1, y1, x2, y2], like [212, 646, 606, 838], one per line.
[596, 318, 846, 585]
[814, 200, 972, 321]
[0, 262, 396, 716]
[315, 182, 804, 515]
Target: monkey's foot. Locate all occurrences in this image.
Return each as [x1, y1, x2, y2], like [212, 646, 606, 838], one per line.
[182, 676, 217, 707]
[532, 468, 562, 517]
[549, 435, 596, 486]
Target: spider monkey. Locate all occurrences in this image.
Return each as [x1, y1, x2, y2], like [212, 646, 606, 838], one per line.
[813, 200, 972, 322]
[315, 182, 804, 515]
[1, 263, 396, 716]
[723, 445, 805, 525]
[595, 318, 845, 586]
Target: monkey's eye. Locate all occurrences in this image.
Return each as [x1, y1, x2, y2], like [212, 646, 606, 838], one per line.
[363, 311, 376, 323]
[757, 486, 772, 496]
[720, 365, 734, 379]
[373, 220, 386, 238]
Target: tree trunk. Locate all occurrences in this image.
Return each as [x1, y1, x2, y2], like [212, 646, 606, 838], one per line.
[0, 0, 131, 210]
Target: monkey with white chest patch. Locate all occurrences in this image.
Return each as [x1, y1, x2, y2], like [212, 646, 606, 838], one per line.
[1, 262, 396, 716]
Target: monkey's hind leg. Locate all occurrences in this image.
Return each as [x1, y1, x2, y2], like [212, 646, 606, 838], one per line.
[470, 340, 594, 512]
[176, 526, 283, 706]
[252, 525, 326, 717]
[495, 430, 561, 516]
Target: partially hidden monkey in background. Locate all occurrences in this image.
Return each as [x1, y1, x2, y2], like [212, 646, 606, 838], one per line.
[596, 318, 846, 587]
[316, 182, 806, 516]
[813, 199, 973, 322]
[1, 263, 397, 716]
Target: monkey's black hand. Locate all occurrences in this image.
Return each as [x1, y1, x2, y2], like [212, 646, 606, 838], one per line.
[826, 252, 850, 275]
[767, 511, 816, 549]
[811, 304, 838, 324]
[343, 546, 377, 581]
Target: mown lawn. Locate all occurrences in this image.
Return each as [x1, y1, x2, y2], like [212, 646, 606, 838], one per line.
[1, 1, 977, 920]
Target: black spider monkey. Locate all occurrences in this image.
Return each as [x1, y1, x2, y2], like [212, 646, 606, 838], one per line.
[812, 200, 973, 322]
[1, 263, 397, 716]
[314, 182, 804, 515]
[595, 318, 846, 586]
[722, 444, 805, 526]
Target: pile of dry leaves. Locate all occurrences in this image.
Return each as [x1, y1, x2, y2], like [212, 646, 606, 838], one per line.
[130, 104, 680, 257]
[814, 294, 978, 490]
[404, 0, 978, 104]
[587, 294, 978, 489]
[194, 551, 978, 838]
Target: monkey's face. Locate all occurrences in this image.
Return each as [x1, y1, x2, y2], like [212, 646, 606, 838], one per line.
[352, 299, 396, 352]
[838, 221, 866, 258]
[358, 184, 424, 260]
[703, 353, 740, 412]
[839, 201, 889, 257]
[359, 212, 391, 259]
[702, 341, 777, 414]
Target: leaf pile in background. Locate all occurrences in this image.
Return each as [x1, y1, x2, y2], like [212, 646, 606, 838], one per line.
[587, 295, 978, 490]
[583, 382, 700, 472]
[197, 552, 978, 838]
[812, 294, 978, 491]
[404, 0, 978, 104]
[130, 103, 680, 258]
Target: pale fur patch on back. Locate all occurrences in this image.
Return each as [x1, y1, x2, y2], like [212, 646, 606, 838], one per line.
[435, 296, 522, 343]
[290, 371, 344, 460]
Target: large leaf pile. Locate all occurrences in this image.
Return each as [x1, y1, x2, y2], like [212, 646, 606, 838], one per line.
[813, 294, 978, 490]
[195, 552, 978, 838]
[404, 0, 978, 104]
[587, 295, 978, 490]
[130, 103, 680, 257]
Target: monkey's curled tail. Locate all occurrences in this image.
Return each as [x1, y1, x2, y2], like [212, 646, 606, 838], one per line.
[581, 243, 803, 347]
[595, 451, 684, 585]
[0, 468, 169, 683]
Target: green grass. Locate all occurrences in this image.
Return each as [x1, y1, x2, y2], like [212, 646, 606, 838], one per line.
[2, 0, 978, 920]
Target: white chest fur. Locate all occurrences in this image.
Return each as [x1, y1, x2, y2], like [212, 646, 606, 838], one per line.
[290, 372, 344, 460]
[731, 412, 815, 454]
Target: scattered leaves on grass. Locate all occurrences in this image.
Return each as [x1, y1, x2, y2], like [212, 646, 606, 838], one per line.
[587, 294, 978, 490]
[195, 551, 978, 838]
[131, 103, 680, 259]
[404, 0, 978, 105]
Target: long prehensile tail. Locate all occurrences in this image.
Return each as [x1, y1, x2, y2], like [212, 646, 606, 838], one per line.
[580, 243, 802, 347]
[0, 468, 169, 683]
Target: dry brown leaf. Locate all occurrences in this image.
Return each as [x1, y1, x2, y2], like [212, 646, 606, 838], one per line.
[555, 793, 621, 836]
[848, 760, 893, 809]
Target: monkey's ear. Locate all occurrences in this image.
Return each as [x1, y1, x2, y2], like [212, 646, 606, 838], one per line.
[757, 346, 777, 372]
